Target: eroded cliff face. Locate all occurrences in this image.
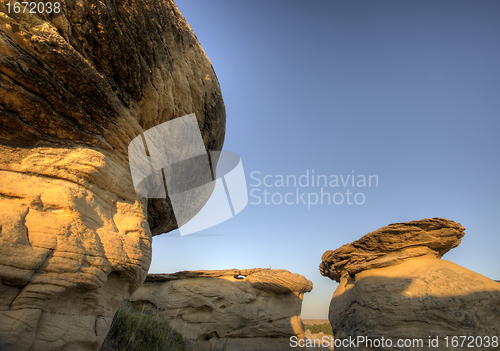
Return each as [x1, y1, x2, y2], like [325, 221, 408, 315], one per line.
[320, 218, 500, 351]
[129, 269, 313, 351]
[0, 1, 225, 350]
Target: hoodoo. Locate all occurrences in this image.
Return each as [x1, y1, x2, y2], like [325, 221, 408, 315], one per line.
[320, 218, 500, 350]
[0, 1, 225, 350]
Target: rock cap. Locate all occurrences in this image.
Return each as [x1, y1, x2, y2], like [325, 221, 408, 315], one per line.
[146, 268, 313, 294]
[320, 217, 465, 282]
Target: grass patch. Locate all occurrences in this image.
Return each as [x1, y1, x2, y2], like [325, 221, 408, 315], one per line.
[100, 302, 227, 351]
[100, 302, 188, 351]
[303, 323, 333, 336]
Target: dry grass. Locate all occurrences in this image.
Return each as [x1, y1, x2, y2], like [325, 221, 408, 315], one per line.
[100, 302, 227, 351]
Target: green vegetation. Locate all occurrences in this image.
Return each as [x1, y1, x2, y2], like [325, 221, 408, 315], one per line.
[100, 302, 227, 351]
[100, 302, 188, 351]
[303, 323, 333, 336]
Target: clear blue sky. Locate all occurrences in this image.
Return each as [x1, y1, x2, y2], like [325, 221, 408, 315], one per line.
[149, 0, 500, 319]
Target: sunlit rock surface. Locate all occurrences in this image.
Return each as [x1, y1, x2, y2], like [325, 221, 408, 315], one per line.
[320, 218, 500, 351]
[130, 269, 313, 351]
[0, 0, 225, 350]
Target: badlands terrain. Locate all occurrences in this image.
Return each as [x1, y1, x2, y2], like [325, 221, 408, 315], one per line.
[0, 0, 499, 350]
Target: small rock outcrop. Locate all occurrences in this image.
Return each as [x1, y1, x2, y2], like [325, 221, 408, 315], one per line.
[0, 1, 225, 350]
[320, 218, 500, 350]
[129, 269, 313, 351]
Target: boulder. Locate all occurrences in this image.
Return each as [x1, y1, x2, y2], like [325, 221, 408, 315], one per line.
[320, 217, 465, 282]
[0, 0, 225, 350]
[320, 218, 500, 351]
[129, 269, 313, 350]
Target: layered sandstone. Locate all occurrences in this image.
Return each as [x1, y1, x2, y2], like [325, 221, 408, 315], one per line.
[0, 1, 225, 350]
[129, 269, 313, 351]
[321, 218, 500, 351]
[320, 217, 465, 282]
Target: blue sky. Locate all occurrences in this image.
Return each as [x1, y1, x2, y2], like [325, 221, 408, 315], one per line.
[149, 0, 500, 318]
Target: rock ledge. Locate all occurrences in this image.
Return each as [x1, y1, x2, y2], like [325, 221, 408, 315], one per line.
[320, 218, 500, 350]
[320, 217, 465, 282]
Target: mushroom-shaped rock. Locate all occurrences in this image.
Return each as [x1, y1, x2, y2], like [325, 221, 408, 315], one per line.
[320, 218, 500, 350]
[320, 217, 465, 282]
[0, 1, 224, 350]
[129, 269, 313, 350]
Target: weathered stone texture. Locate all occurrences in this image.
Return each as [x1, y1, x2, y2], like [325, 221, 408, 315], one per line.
[0, 1, 225, 350]
[130, 269, 313, 351]
[321, 218, 500, 351]
[320, 217, 465, 282]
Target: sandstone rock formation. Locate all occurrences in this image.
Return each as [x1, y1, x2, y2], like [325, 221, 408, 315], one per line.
[0, 1, 225, 350]
[320, 218, 500, 351]
[129, 269, 313, 351]
[320, 217, 465, 282]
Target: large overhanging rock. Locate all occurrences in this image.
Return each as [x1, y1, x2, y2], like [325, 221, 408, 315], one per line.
[129, 269, 313, 351]
[320, 218, 500, 350]
[0, 1, 225, 350]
